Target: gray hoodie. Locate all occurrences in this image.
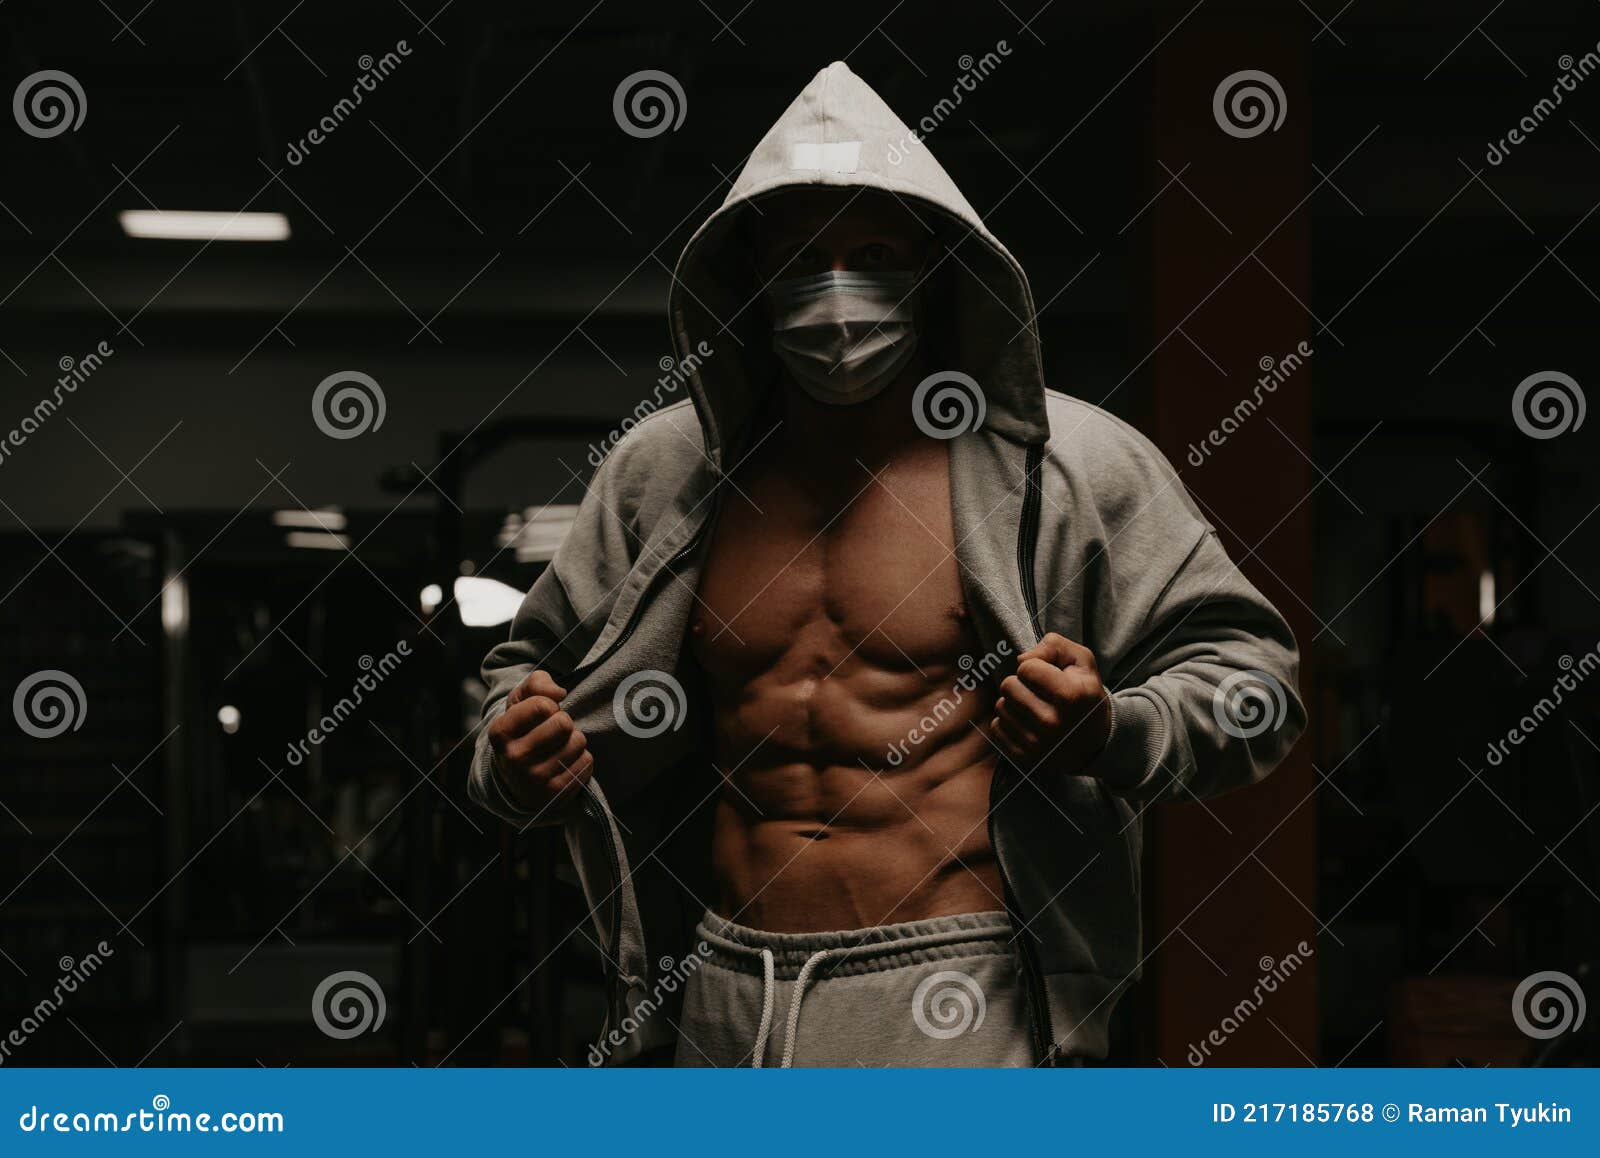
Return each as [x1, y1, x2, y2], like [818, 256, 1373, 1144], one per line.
[469, 61, 1306, 1065]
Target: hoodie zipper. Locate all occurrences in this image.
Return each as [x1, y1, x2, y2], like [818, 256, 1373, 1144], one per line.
[992, 441, 1058, 1066]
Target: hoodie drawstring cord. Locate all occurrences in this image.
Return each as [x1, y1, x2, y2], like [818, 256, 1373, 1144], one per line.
[750, 949, 776, 1068]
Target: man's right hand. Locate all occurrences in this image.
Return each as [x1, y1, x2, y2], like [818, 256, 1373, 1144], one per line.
[486, 670, 594, 816]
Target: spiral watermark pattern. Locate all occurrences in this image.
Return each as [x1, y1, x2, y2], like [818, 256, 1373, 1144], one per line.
[13, 670, 87, 739]
[912, 371, 986, 439]
[311, 970, 387, 1039]
[1512, 970, 1586, 1040]
[13, 70, 86, 138]
[613, 669, 687, 739]
[1211, 669, 1288, 740]
[613, 70, 686, 139]
[312, 370, 386, 440]
[912, 970, 986, 1039]
[1212, 70, 1286, 139]
[1511, 370, 1585, 440]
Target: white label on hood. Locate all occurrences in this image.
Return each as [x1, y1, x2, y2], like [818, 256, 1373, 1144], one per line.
[790, 141, 861, 173]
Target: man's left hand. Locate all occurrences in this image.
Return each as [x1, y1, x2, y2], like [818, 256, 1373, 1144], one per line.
[990, 632, 1114, 776]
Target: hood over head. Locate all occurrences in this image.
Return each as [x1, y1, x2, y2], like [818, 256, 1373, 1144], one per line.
[667, 61, 1049, 467]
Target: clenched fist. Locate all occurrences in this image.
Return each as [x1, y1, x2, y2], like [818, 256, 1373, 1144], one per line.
[486, 670, 594, 816]
[990, 633, 1113, 777]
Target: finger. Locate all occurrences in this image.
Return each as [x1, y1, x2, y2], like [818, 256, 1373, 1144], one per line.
[994, 699, 1043, 747]
[1014, 657, 1087, 708]
[494, 693, 562, 742]
[508, 669, 567, 708]
[1017, 633, 1095, 671]
[531, 727, 589, 781]
[999, 675, 1057, 729]
[545, 750, 596, 800]
[990, 719, 1030, 763]
[503, 708, 575, 765]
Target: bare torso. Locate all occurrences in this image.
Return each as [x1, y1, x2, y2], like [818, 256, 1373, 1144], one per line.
[689, 417, 1004, 933]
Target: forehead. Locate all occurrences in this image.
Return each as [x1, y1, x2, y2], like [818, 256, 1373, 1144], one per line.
[751, 188, 931, 250]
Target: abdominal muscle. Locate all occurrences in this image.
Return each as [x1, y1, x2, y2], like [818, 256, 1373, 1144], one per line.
[701, 631, 1006, 934]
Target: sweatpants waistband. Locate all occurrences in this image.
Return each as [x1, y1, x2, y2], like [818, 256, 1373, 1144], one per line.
[696, 908, 1013, 980]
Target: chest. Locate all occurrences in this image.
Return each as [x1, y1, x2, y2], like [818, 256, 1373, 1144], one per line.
[690, 443, 974, 674]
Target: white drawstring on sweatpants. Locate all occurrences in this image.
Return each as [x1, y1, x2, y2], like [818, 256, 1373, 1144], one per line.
[727, 920, 1009, 1067]
[750, 946, 848, 1068]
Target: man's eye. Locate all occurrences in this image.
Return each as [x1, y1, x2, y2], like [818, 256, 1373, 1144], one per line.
[857, 243, 892, 267]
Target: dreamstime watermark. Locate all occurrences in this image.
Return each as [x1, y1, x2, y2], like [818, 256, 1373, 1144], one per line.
[17, 1096, 284, 1134]
[1511, 970, 1586, 1039]
[13, 70, 86, 138]
[912, 370, 987, 439]
[613, 70, 686, 138]
[1211, 669, 1290, 740]
[613, 670, 687, 739]
[587, 943, 712, 1065]
[1186, 340, 1312, 467]
[312, 970, 387, 1039]
[1186, 941, 1314, 1064]
[1484, 642, 1599, 766]
[587, 339, 714, 467]
[1213, 70, 1286, 138]
[12, 670, 87, 739]
[885, 641, 1012, 767]
[0, 342, 115, 469]
[284, 643, 411, 766]
[1487, 45, 1600, 165]
[312, 370, 387, 439]
[286, 42, 412, 165]
[0, 942, 115, 1065]
[885, 43, 1013, 165]
[1511, 370, 1585, 440]
[912, 970, 986, 1039]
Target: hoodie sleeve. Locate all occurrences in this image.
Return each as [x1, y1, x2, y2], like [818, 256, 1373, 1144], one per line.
[1089, 524, 1306, 804]
[1050, 402, 1306, 805]
[467, 447, 642, 826]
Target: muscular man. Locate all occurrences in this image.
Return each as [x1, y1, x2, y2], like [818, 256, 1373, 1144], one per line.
[470, 62, 1305, 1067]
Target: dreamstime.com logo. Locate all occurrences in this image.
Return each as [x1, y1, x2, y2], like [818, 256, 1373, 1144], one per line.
[286, 41, 413, 165]
[1484, 642, 1598, 767]
[283, 643, 411, 766]
[1511, 370, 1585, 440]
[12, 670, 86, 739]
[1512, 970, 1587, 1040]
[613, 70, 686, 138]
[587, 340, 714, 467]
[1212, 70, 1286, 139]
[312, 970, 387, 1039]
[912, 371, 986, 439]
[912, 970, 986, 1039]
[1211, 669, 1290, 740]
[313, 370, 387, 439]
[0, 942, 115, 1066]
[17, 1095, 283, 1135]
[886, 642, 1012, 767]
[1187, 340, 1312, 467]
[885, 42, 1013, 165]
[0, 341, 115, 470]
[587, 943, 712, 1066]
[613, 670, 687, 739]
[1187, 942, 1314, 1064]
[13, 70, 86, 138]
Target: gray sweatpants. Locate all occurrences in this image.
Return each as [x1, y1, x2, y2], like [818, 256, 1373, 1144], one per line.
[673, 909, 1035, 1067]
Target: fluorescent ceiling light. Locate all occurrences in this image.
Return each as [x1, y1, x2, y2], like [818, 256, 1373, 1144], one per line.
[454, 575, 524, 628]
[285, 531, 350, 550]
[272, 508, 347, 531]
[118, 209, 290, 241]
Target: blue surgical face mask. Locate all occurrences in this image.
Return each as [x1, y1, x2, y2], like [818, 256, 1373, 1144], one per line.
[766, 270, 920, 405]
